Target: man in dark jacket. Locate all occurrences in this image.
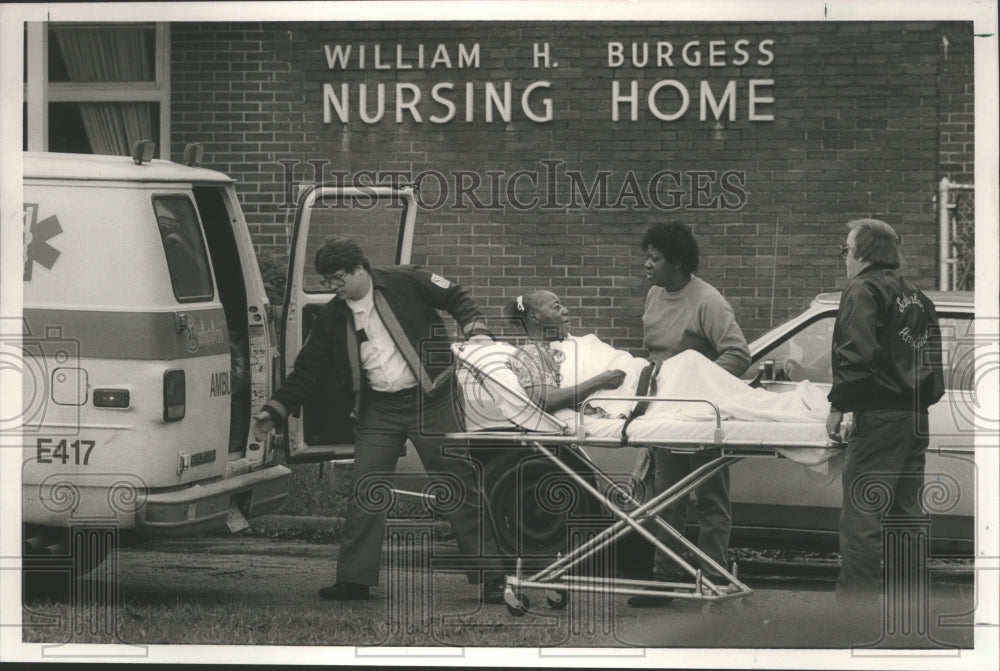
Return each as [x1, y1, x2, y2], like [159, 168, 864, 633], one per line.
[826, 219, 945, 604]
[253, 237, 506, 603]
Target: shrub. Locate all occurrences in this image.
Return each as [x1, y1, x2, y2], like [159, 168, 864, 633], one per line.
[256, 248, 288, 305]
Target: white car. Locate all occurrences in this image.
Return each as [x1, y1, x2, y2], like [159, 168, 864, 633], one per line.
[728, 291, 976, 554]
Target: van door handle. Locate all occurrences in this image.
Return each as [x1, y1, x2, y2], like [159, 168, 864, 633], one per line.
[174, 312, 193, 334]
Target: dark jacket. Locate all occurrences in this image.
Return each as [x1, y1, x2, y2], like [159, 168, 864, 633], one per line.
[266, 265, 487, 433]
[828, 265, 945, 413]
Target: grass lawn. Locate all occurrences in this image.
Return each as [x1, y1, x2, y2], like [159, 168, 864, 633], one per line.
[21, 592, 596, 647]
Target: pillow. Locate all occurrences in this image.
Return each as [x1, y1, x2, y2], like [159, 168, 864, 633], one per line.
[453, 342, 568, 433]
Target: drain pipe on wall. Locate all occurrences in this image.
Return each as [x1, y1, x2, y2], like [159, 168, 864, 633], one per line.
[938, 177, 952, 291]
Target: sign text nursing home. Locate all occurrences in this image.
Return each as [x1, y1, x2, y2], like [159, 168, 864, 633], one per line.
[320, 39, 776, 125]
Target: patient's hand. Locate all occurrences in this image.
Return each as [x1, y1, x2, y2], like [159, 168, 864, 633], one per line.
[598, 369, 627, 389]
[570, 369, 628, 412]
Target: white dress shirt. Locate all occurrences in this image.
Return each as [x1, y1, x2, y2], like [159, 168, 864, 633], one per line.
[345, 281, 418, 392]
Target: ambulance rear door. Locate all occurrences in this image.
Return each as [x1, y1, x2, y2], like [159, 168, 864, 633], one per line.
[281, 185, 417, 463]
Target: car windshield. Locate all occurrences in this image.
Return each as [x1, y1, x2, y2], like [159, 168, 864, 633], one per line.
[742, 316, 835, 383]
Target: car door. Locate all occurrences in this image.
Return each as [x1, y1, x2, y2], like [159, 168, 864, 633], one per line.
[280, 185, 417, 463]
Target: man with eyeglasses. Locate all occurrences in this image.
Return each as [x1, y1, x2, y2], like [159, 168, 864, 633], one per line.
[253, 237, 507, 604]
[827, 219, 944, 608]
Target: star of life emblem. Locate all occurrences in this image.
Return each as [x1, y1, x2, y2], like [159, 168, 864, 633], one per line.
[23, 204, 63, 281]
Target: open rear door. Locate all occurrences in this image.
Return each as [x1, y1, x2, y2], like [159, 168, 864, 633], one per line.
[281, 185, 417, 463]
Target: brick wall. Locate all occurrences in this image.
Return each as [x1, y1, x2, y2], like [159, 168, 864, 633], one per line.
[170, 21, 974, 352]
[938, 25, 975, 181]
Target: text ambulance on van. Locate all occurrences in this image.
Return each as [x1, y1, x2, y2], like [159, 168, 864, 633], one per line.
[17, 145, 291, 590]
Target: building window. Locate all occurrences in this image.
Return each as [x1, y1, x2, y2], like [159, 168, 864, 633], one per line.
[24, 22, 170, 159]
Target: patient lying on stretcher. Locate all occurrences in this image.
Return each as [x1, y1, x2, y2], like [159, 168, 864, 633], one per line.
[502, 290, 830, 426]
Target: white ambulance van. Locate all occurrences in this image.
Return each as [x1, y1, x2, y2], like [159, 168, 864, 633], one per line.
[18, 146, 291, 591]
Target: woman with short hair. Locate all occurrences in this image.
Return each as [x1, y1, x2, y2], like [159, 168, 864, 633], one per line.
[631, 221, 751, 607]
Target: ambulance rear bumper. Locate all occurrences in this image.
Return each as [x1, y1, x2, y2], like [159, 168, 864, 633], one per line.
[135, 464, 291, 537]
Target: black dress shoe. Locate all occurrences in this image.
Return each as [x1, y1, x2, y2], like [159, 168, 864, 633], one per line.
[318, 581, 370, 601]
[482, 577, 506, 604]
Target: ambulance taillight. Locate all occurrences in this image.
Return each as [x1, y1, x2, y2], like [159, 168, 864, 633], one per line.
[163, 370, 186, 421]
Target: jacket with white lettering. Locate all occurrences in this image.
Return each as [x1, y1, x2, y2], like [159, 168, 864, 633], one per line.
[828, 265, 945, 414]
[265, 265, 488, 442]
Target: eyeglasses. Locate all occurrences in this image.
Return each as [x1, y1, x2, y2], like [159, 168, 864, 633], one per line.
[320, 271, 350, 288]
[839, 244, 851, 260]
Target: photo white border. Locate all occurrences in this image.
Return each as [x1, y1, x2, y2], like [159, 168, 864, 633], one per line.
[1, 1, 997, 668]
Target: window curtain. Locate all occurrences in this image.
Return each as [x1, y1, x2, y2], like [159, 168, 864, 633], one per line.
[52, 27, 154, 156]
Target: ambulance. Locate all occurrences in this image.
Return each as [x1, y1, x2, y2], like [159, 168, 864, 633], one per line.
[17, 144, 291, 591]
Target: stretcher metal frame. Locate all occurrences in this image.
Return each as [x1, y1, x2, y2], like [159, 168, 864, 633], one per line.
[448, 394, 840, 617]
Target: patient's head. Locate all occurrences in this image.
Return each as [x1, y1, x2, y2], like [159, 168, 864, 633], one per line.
[503, 290, 570, 341]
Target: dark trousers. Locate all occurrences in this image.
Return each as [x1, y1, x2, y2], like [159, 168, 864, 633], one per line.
[651, 448, 732, 578]
[336, 388, 502, 586]
[838, 410, 929, 600]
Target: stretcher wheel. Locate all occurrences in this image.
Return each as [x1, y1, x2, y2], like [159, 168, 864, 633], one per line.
[545, 590, 568, 610]
[504, 592, 531, 617]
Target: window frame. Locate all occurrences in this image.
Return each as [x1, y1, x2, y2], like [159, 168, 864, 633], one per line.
[153, 194, 216, 304]
[24, 22, 170, 159]
[299, 193, 414, 294]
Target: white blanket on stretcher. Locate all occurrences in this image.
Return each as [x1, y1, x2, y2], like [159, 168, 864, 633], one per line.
[552, 334, 830, 422]
[452, 337, 841, 474]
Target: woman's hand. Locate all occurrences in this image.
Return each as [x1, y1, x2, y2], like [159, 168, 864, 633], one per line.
[598, 369, 627, 389]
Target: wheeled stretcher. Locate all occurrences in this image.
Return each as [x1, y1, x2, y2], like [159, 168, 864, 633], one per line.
[448, 342, 843, 616]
